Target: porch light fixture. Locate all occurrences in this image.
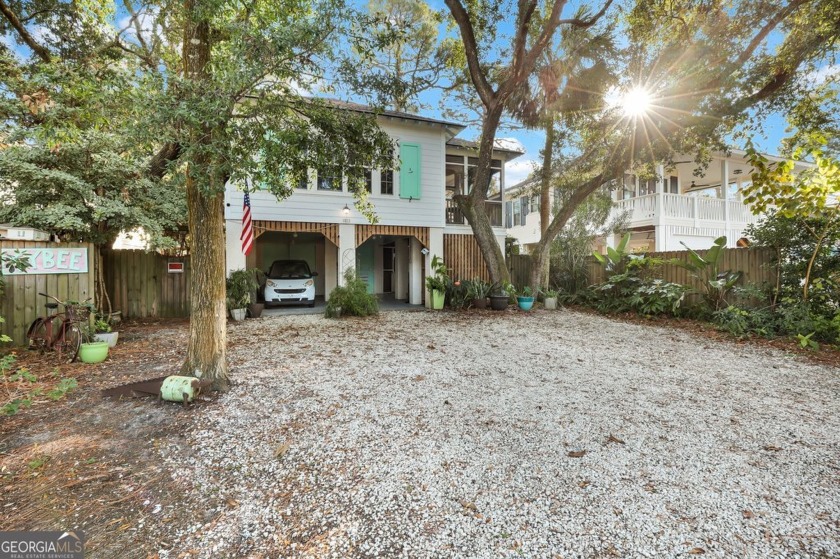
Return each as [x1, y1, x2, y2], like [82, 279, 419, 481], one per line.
[342, 204, 350, 216]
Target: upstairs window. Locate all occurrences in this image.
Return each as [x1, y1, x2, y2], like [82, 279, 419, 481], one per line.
[364, 169, 373, 193]
[381, 169, 394, 195]
[317, 168, 341, 191]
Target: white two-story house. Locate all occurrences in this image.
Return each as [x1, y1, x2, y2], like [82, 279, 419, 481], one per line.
[505, 149, 811, 254]
[224, 102, 524, 307]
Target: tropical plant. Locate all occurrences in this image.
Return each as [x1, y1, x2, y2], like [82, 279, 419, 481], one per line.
[466, 278, 494, 299]
[445, 278, 471, 310]
[675, 236, 742, 312]
[425, 255, 449, 292]
[226, 269, 259, 310]
[325, 269, 379, 318]
[519, 286, 536, 298]
[543, 288, 559, 299]
[93, 318, 112, 334]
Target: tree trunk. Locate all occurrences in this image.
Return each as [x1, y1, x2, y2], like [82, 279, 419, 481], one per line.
[536, 121, 555, 289]
[457, 103, 510, 286]
[180, 169, 229, 390]
[178, 0, 229, 391]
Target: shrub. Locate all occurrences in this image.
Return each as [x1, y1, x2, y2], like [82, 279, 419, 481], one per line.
[675, 236, 742, 312]
[445, 279, 471, 310]
[325, 270, 378, 318]
[226, 268, 259, 310]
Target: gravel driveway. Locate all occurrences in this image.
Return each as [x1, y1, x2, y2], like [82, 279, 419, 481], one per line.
[157, 310, 839, 558]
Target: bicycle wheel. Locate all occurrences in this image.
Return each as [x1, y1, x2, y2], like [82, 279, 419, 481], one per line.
[60, 324, 82, 363]
[27, 318, 49, 352]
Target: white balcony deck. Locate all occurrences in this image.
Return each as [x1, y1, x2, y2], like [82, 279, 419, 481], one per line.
[614, 193, 760, 228]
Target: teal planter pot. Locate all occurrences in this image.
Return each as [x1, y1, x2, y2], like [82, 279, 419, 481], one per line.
[79, 341, 109, 364]
[517, 296, 535, 311]
[431, 289, 445, 310]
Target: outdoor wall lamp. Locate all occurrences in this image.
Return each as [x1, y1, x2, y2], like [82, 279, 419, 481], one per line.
[342, 204, 350, 216]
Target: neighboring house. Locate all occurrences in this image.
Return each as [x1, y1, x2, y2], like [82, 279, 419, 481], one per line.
[0, 223, 50, 242]
[505, 149, 812, 254]
[224, 101, 524, 306]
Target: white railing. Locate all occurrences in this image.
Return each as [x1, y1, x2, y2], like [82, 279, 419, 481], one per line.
[727, 200, 759, 223]
[615, 193, 760, 225]
[661, 193, 694, 219]
[614, 194, 657, 222]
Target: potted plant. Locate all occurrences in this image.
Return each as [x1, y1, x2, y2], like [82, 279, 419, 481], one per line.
[92, 316, 119, 347]
[425, 255, 448, 310]
[517, 285, 537, 311]
[467, 278, 493, 309]
[227, 268, 258, 321]
[543, 288, 559, 310]
[79, 321, 109, 364]
[247, 268, 266, 318]
[489, 282, 512, 311]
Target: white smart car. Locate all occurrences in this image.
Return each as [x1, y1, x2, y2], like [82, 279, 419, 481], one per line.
[263, 260, 317, 307]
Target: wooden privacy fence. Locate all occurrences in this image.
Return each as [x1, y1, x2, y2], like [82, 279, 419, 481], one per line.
[0, 241, 95, 346]
[104, 250, 191, 319]
[586, 247, 776, 289]
[508, 254, 532, 288]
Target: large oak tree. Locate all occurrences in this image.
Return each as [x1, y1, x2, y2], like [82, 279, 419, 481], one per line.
[1, 0, 395, 390]
[442, 0, 840, 288]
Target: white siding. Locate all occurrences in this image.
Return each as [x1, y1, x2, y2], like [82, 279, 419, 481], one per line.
[225, 119, 446, 228]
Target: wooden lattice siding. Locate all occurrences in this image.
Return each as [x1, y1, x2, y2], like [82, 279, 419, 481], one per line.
[586, 247, 775, 289]
[104, 250, 191, 319]
[0, 241, 95, 345]
[254, 221, 339, 246]
[356, 225, 429, 248]
[443, 234, 490, 281]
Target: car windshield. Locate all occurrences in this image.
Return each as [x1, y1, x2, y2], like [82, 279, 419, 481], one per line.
[267, 260, 312, 279]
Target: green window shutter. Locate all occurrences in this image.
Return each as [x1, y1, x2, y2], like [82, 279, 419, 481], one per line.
[399, 143, 421, 199]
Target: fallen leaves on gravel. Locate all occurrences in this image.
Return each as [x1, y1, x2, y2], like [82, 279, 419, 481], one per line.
[607, 434, 626, 445]
[567, 450, 587, 458]
[763, 445, 783, 452]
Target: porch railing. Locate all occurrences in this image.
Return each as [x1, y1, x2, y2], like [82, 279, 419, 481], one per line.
[614, 193, 759, 225]
[446, 199, 503, 227]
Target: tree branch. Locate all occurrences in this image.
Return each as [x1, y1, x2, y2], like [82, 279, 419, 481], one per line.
[148, 142, 181, 179]
[556, 0, 614, 28]
[444, 0, 496, 106]
[0, 0, 52, 62]
[701, 0, 809, 92]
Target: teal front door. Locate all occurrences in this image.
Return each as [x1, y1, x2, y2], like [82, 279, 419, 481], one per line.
[356, 243, 375, 294]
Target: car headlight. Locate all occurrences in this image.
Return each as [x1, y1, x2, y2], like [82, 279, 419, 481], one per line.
[304, 280, 314, 287]
[266, 280, 276, 288]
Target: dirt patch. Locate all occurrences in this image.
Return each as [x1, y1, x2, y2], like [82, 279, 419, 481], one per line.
[0, 318, 194, 558]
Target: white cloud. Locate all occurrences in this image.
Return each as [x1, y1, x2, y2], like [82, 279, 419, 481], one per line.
[804, 64, 840, 87]
[505, 159, 538, 187]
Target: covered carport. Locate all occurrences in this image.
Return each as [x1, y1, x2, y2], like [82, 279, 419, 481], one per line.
[248, 221, 339, 301]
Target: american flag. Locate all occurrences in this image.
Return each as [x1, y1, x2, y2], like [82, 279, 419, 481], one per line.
[240, 191, 254, 255]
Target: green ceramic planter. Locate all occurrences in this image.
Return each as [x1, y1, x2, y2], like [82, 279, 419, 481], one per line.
[79, 341, 109, 364]
[431, 289, 445, 310]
